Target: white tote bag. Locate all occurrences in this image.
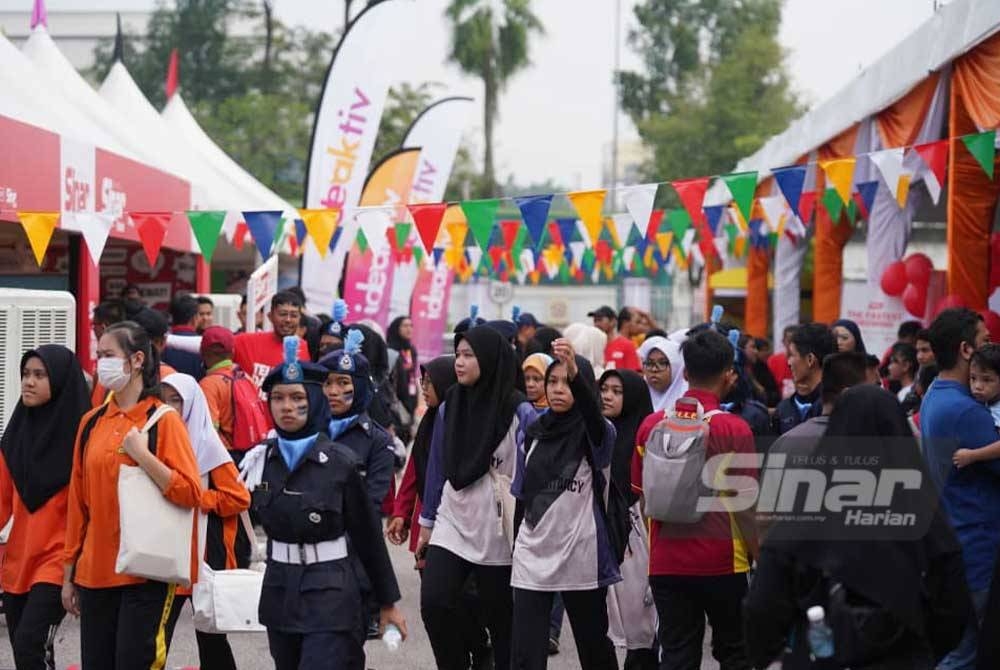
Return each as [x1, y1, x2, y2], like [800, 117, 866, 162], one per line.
[115, 405, 195, 587]
[192, 510, 266, 633]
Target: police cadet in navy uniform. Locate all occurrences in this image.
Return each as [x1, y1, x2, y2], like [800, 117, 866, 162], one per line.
[241, 336, 406, 669]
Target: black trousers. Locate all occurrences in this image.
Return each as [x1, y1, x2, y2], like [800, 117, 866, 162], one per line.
[511, 587, 618, 670]
[267, 628, 365, 670]
[164, 594, 238, 670]
[650, 573, 750, 670]
[78, 581, 178, 670]
[421, 545, 513, 670]
[2, 583, 65, 670]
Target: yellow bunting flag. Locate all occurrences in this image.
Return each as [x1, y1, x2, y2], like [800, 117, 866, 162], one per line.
[820, 158, 856, 206]
[655, 232, 674, 259]
[897, 173, 912, 209]
[567, 190, 608, 246]
[17, 212, 59, 266]
[298, 209, 339, 258]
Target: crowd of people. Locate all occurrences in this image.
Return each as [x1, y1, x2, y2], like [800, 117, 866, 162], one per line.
[1, 289, 999, 670]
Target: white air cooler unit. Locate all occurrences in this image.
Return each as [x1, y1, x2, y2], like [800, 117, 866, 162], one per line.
[0, 289, 76, 435]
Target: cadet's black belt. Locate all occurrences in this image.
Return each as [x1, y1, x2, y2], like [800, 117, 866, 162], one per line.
[269, 538, 348, 565]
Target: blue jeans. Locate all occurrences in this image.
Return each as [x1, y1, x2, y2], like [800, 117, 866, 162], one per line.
[938, 588, 989, 670]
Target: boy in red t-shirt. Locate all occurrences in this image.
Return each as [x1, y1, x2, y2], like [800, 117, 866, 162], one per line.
[632, 329, 757, 669]
[768, 324, 798, 400]
[589, 305, 641, 371]
[233, 289, 310, 389]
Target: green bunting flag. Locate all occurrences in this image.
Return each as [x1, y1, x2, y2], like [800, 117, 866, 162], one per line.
[413, 245, 425, 264]
[355, 228, 370, 253]
[394, 222, 412, 251]
[461, 199, 501, 251]
[186, 211, 226, 264]
[668, 209, 692, 240]
[822, 188, 844, 224]
[962, 131, 996, 179]
[721, 171, 758, 225]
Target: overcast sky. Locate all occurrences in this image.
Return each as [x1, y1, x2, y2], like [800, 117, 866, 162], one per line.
[9, 0, 940, 187]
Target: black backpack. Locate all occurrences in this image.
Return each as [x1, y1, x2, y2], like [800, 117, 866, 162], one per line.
[78, 403, 161, 459]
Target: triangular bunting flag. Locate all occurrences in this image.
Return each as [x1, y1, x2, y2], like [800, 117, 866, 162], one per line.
[819, 158, 856, 205]
[869, 147, 906, 202]
[670, 177, 710, 225]
[856, 181, 879, 219]
[242, 210, 283, 258]
[569, 241, 586, 269]
[356, 208, 392, 254]
[555, 218, 577, 247]
[298, 209, 339, 258]
[393, 222, 412, 252]
[962, 131, 996, 180]
[757, 195, 787, 234]
[17, 212, 59, 266]
[408, 202, 448, 254]
[798, 191, 817, 224]
[130, 212, 171, 267]
[461, 199, 500, 251]
[500, 220, 520, 253]
[897, 173, 912, 209]
[611, 213, 634, 248]
[655, 232, 674, 258]
[221, 210, 241, 243]
[704, 205, 725, 235]
[514, 195, 553, 247]
[621, 183, 659, 236]
[914, 139, 949, 190]
[646, 210, 665, 239]
[821, 188, 844, 223]
[668, 209, 692, 240]
[771, 165, 807, 214]
[721, 171, 757, 225]
[567, 189, 607, 245]
[294, 218, 307, 247]
[185, 211, 227, 263]
[232, 221, 248, 251]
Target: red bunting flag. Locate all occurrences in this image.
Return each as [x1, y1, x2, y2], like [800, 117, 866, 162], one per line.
[408, 202, 448, 254]
[500, 220, 520, 252]
[798, 191, 817, 224]
[165, 48, 180, 99]
[129, 212, 171, 267]
[645, 210, 665, 241]
[670, 177, 710, 225]
[914, 139, 949, 190]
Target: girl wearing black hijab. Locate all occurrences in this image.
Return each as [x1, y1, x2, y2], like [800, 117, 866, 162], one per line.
[599, 369, 658, 669]
[744, 385, 971, 670]
[0, 346, 89, 670]
[831, 318, 867, 354]
[510, 340, 620, 669]
[387, 316, 419, 421]
[418, 326, 536, 670]
[240, 338, 406, 669]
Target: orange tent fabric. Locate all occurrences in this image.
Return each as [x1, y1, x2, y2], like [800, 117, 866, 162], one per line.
[948, 32, 1000, 309]
[813, 124, 859, 324]
[876, 73, 941, 148]
[745, 178, 774, 337]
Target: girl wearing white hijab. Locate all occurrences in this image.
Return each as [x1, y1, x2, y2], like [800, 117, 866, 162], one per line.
[637, 336, 688, 413]
[161, 373, 251, 670]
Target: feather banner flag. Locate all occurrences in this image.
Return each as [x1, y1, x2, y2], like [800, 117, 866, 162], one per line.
[819, 158, 856, 206]
[567, 190, 607, 246]
[721, 171, 758, 225]
[621, 183, 658, 236]
[17, 211, 59, 266]
[130, 212, 171, 267]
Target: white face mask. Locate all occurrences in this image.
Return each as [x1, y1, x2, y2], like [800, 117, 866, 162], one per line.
[97, 357, 132, 393]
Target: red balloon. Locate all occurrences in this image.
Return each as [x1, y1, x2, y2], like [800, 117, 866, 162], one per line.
[904, 253, 934, 288]
[933, 294, 968, 318]
[903, 283, 927, 318]
[880, 261, 908, 297]
[980, 310, 1000, 343]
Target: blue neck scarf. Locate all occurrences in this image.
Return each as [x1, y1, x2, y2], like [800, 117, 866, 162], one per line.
[328, 414, 361, 441]
[278, 434, 319, 471]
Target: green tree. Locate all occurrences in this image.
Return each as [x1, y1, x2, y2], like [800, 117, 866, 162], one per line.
[371, 82, 446, 167]
[619, 0, 800, 180]
[445, 0, 544, 198]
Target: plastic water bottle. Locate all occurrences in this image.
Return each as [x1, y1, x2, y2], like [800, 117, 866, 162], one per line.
[806, 606, 834, 659]
[382, 623, 403, 651]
